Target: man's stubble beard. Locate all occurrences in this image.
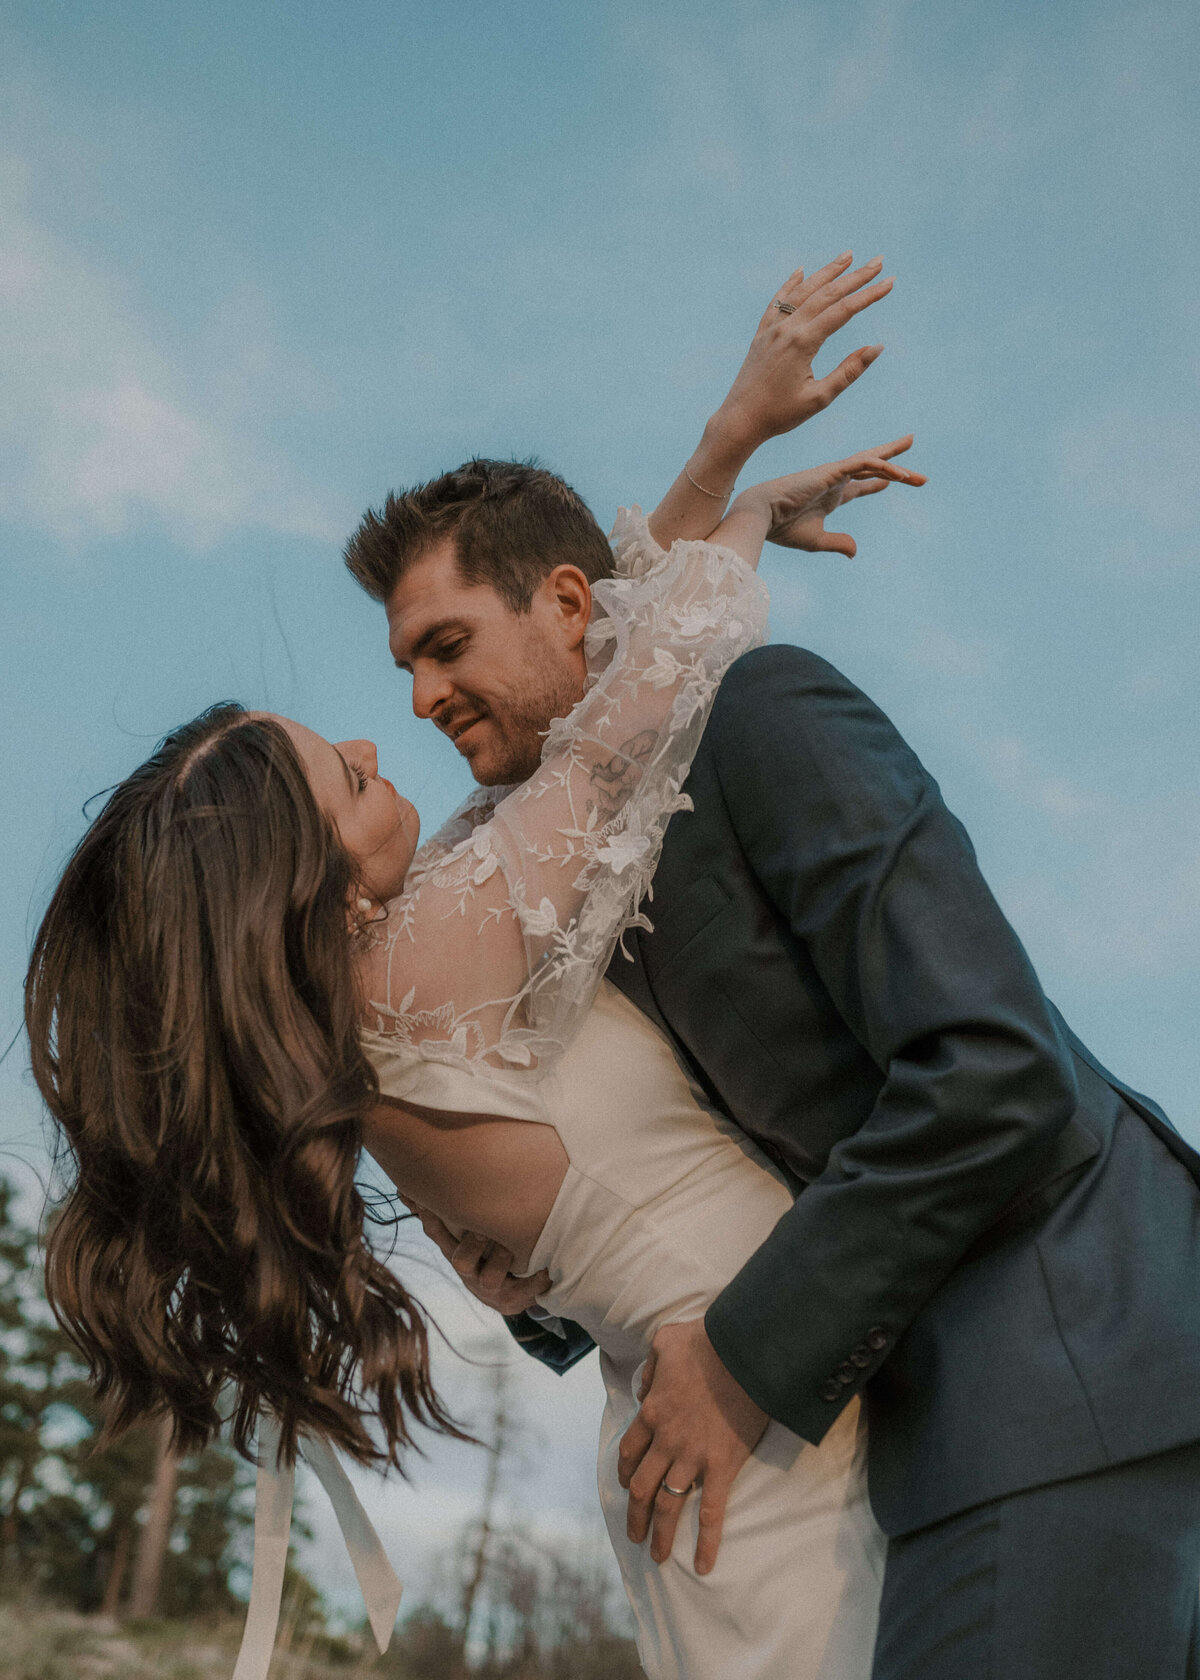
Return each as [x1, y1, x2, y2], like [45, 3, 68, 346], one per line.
[470, 660, 586, 787]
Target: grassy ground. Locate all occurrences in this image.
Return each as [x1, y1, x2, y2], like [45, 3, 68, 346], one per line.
[0, 1603, 374, 1680]
[0, 1600, 644, 1679]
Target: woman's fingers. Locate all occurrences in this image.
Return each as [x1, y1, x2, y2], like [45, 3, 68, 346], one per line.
[765, 434, 924, 554]
[774, 252, 846, 312]
[767, 263, 808, 311]
[836, 438, 924, 485]
[495, 1268, 551, 1314]
[755, 262, 808, 329]
[845, 460, 925, 485]
[811, 344, 884, 410]
[478, 1242, 519, 1292]
[791, 250, 855, 307]
[802, 254, 883, 315]
[814, 275, 894, 337]
[813, 529, 858, 558]
[449, 1232, 490, 1277]
[414, 1207, 460, 1260]
[758, 251, 891, 346]
[870, 433, 915, 460]
[769, 250, 875, 321]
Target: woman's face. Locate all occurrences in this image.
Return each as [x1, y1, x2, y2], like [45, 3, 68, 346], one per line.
[274, 717, 420, 904]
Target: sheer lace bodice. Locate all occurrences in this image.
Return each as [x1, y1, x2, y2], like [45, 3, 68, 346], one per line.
[359, 510, 769, 1078]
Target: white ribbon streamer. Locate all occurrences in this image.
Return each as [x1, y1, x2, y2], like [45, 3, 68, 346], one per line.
[302, 1433, 404, 1653]
[231, 1416, 403, 1680]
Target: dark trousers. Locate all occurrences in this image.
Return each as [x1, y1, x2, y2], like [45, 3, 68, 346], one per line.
[871, 1439, 1200, 1680]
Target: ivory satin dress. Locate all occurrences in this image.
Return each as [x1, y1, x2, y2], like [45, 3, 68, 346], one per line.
[234, 512, 884, 1680]
[364, 978, 886, 1680]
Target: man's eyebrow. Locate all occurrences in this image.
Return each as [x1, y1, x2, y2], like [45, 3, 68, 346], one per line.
[393, 617, 470, 670]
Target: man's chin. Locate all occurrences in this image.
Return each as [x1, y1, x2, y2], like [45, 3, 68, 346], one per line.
[469, 755, 533, 788]
[461, 733, 540, 788]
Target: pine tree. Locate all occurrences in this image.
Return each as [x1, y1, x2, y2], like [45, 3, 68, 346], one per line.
[0, 1178, 260, 1619]
[0, 1179, 90, 1576]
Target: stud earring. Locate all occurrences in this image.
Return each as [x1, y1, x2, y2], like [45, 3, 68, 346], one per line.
[357, 897, 373, 913]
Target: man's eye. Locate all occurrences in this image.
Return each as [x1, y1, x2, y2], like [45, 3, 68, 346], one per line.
[347, 761, 369, 793]
[436, 639, 467, 662]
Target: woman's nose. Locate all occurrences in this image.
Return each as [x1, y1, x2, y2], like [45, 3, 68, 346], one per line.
[335, 738, 378, 775]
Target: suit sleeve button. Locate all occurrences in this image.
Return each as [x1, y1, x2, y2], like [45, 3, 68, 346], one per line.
[819, 1379, 843, 1402]
[836, 1362, 857, 1384]
[850, 1349, 871, 1368]
[866, 1327, 889, 1351]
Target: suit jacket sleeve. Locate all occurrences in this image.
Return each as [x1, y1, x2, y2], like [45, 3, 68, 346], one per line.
[701, 645, 1080, 1444]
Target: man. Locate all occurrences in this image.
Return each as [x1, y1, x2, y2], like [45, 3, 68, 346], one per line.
[345, 261, 1200, 1677]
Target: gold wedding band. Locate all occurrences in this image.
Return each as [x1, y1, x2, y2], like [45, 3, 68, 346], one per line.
[661, 1480, 695, 1497]
[773, 299, 796, 314]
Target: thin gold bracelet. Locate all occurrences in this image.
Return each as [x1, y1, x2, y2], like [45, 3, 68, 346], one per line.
[685, 464, 734, 500]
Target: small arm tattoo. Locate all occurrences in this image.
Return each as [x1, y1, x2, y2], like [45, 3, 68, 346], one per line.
[588, 731, 657, 824]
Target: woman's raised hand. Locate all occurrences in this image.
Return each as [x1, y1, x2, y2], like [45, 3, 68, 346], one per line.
[712, 253, 894, 453]
[710, 436, 925, 568]
[648, 252, 896, 550]
[760, 436, 925, 558]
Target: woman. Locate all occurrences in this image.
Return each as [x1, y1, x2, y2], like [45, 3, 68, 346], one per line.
[26, 439, 923, 1678]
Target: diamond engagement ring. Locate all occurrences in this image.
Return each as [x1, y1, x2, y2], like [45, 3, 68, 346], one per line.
[773, 299, 796, 314]
[661, 1481, 695, 1497]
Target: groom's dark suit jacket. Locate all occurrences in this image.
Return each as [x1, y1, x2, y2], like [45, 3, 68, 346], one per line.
[510, 645, 1200, 1537]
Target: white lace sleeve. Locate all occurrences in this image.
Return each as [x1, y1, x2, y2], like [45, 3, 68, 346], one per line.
[402, 784, 511, 891]
[366, 507, 769, 1076]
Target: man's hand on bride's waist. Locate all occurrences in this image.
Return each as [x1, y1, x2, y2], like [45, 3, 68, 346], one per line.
[403, 1201, 551, 1317]
[618, 1318, 769, 1577]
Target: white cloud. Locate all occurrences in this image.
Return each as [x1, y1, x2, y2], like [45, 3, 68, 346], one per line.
[1055, 411, 1200, 547]
[986, 736, 1098, 825]
[1002, 793, 1200, 980]
[978, 746, 1200, 982]
[910, 628, 991, 679]
[0, 155, 340, 549]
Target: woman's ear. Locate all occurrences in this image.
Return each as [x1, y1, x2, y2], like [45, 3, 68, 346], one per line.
[348, 889, 379, 943]
[545, 565, 593, 652]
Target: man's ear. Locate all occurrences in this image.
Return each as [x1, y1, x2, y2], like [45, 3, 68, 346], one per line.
[543, 565, 593, 652]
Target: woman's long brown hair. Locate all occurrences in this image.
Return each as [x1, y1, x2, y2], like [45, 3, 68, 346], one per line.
[26, 703, 462, 1468]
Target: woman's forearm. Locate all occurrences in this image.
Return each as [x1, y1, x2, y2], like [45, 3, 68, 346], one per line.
[708, 498, 771, 569]
[646, 412, 762, 549]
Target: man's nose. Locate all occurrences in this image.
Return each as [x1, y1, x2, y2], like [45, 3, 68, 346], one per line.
[411, 664, 455, 723]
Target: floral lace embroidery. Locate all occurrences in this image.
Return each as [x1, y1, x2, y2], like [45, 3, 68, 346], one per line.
[362, 507, 769, 1078]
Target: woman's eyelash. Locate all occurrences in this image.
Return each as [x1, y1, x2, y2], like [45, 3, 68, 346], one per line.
[347, 761, 369, 793]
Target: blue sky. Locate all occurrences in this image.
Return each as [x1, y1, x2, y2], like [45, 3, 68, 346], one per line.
[1, 0, 1197, 1613]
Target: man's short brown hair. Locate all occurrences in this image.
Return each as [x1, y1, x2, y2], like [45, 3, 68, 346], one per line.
[343, 458, 615, 614]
